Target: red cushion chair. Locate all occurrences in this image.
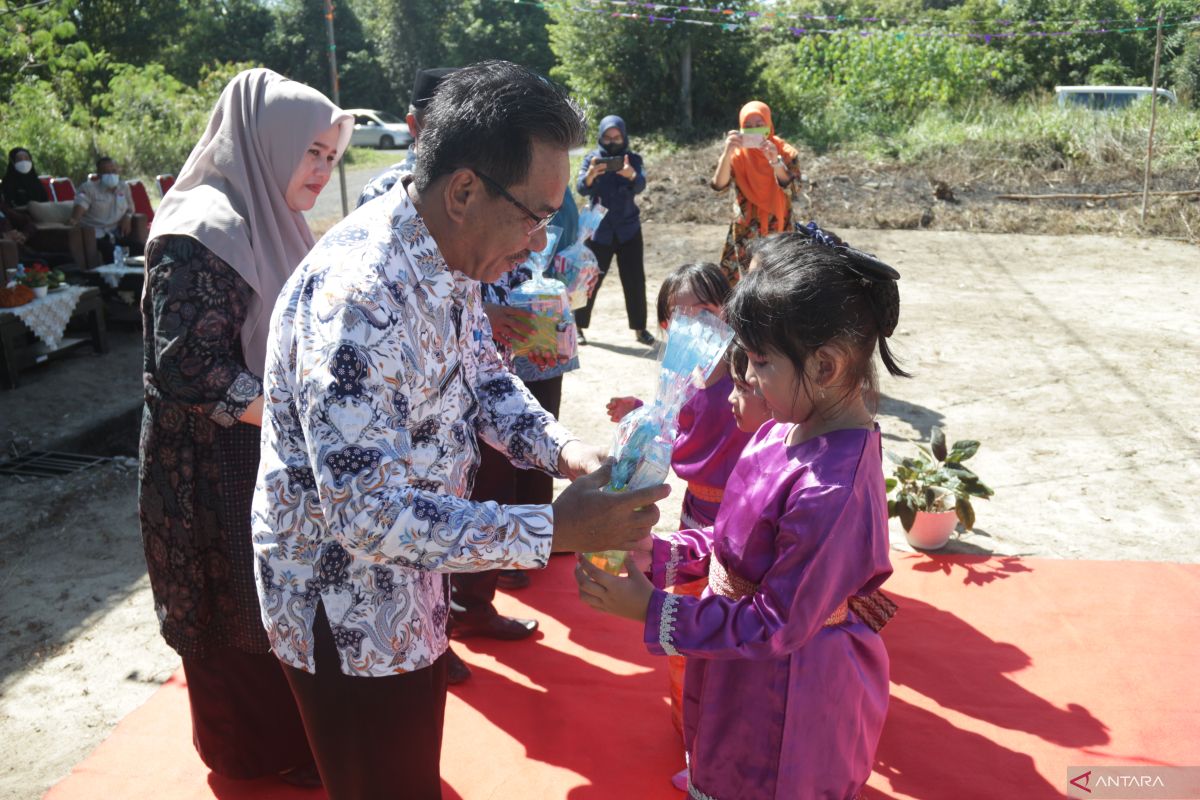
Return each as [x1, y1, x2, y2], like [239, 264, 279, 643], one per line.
[50, 177, 76, 202]
[127, 179, 154, 224]
[39, 175, 53, 201]
[155, 174, 175, 198]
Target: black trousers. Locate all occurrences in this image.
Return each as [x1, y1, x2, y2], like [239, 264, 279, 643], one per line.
[181, 645, 314, 779]
[450, 375, 563, 618]
[575, 230, 646, 331]
[283, 604, 449, 800]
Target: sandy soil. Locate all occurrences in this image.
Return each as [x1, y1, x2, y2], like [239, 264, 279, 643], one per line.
[1, 221, 1198, 799]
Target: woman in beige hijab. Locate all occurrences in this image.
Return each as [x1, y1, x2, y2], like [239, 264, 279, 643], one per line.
[137, 68, 350, 785]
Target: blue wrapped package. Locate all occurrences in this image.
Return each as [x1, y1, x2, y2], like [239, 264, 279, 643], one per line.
[585, 307, 734, 573]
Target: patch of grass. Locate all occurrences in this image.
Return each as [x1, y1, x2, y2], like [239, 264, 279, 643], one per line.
[342, 146, 408, 171]
[837, 97, 1200, 172]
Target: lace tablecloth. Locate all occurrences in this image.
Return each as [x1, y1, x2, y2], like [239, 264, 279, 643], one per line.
[90, 264, 145, 288]
[0, 286, 90, 349]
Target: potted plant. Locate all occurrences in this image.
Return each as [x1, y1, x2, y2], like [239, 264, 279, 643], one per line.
[886, 427, 993, 550]
[15, 263, 51, 298]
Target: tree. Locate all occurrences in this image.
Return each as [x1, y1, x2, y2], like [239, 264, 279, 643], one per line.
[262, 0, 392, 109]
[547, 4, 756, 134]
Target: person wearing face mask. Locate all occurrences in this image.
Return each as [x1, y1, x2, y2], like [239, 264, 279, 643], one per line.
[70, 156, 142, 263]
[2, 148, 50, 207]
[711, 100, 803, 285]
[138, 68, 351, 788]
[575, 114, 652, 346]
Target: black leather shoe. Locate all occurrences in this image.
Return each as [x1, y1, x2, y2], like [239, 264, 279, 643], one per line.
[578, 330, 588, 345]
[450, 614, 539, 641]
[496, 569, 531, 590]
[635, 329, 656, 346]
[446, 646, 472, 685]
[278, 763, 322, 789]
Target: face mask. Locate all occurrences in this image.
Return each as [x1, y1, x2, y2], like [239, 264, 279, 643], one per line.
[100, 173, 119, 189]
[13, 160, 33, 175]
[601, 140, 624, 155]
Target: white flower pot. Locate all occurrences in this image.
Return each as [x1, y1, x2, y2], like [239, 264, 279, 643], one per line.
[32, 285, 48, 298]
[906, 510, 958, 551]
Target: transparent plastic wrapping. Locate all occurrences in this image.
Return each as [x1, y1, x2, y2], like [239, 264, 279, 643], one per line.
[552, 203, 606, 310]
[505, 229, 576, 358]
[584, 307, 734, 574]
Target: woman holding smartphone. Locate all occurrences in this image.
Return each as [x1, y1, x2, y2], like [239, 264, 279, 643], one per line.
[575, 114, 653, 346]
[711, 100, 802, 284]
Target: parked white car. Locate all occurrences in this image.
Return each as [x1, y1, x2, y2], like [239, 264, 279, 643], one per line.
[1055, 86, 1177, 111]
[346, 108, 413, 149]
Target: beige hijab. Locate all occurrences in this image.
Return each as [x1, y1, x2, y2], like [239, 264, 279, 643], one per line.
[149, 68, 351, 376]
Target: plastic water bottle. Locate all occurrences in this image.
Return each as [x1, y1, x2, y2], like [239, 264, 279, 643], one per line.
[113, 245, 126, 267]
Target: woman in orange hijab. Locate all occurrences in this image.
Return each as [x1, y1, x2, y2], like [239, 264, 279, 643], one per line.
[711, 100, 802, 284]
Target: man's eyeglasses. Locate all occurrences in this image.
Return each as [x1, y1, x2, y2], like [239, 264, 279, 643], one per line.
[475, 170, 555, 234]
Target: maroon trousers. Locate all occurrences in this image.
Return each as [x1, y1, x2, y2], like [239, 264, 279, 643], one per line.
[181, 645, 313, 779]
[282, 603, 449, 800]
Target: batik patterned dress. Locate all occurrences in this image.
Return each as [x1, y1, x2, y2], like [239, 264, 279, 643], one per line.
[647, 422, 893, 799]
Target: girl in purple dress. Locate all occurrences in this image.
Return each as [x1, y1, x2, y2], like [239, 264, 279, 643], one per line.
[606, 262, 754, 789]
[578, 234, 909, 799]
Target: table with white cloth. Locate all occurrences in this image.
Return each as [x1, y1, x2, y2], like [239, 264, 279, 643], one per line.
[0, 286, 108, 389]
[90, 263, 145, 289]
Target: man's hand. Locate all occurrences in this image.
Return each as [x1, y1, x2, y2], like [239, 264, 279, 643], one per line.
[551, 463, 670, 554]
[557, 439, 606, 479]
[575, 554, 655, 622]
[118, 215, 132, 237]
[605, 396, 642, 423]
[484, 303, 537, 348]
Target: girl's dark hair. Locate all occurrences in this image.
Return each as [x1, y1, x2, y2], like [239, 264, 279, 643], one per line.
[726, 233, 910, 413]
[726, 343, 750, 385]
[655, 261, 732, 327]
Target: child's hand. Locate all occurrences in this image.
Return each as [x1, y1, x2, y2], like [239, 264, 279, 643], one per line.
[575, 554, 655, 622]
[606, 395, 643, 422]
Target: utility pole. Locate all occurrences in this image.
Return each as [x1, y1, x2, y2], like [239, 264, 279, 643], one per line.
[324, 0, 349, 217]
[679, 33, 693, 133]
[1139, 10, 1164, 226]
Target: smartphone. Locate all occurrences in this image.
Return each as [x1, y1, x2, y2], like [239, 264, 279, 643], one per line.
[599, 155, 625, 172]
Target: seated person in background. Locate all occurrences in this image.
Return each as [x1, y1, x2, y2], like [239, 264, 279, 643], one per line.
[2, 148, 50, 207]
[70, 156, 142, 262]
[1, 196, 78, 269]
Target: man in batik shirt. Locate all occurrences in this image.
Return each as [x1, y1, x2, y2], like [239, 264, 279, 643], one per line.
[252, 61, 668, 798]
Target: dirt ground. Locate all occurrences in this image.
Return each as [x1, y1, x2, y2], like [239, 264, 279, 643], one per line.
[642, 140, 1200, 241]
[2, 213, 1199, 797]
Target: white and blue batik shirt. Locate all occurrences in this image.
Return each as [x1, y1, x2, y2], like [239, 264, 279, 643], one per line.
[252, 178, 575, 676]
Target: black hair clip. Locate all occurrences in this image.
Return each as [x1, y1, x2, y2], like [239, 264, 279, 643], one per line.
[794, 221, 900, 283]
[841, 248, 901, 284]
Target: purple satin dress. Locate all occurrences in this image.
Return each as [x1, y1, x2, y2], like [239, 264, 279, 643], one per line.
[645, 421, 893, 799]
[672, 374, 753, 529]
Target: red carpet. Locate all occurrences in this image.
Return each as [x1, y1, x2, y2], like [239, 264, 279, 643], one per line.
[45, 554, 1200, 800]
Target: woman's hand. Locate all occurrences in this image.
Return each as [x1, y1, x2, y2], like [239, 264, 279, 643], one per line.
[575, 554, 655, 622]
[584, 158, 606, 187]
[760, 138, 779, 160]
[484, 303, 537, 347]
[606, 395, 643, 422]
[617, 155, 636, 181]
[723, 130, 743, 152]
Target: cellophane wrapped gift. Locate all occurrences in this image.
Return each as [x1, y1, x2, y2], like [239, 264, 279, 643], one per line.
[585, 307, 734, 574]
[552, 203, 606, 310]
[506, 229, 576, 359]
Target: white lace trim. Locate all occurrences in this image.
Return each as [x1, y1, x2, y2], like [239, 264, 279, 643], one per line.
[688, 775, 720, 800]
[658, 592, 681, 656]
[664, 541, 683, 588]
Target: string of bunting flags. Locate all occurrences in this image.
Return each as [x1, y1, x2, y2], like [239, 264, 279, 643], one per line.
[495, 0, 1200, 39]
